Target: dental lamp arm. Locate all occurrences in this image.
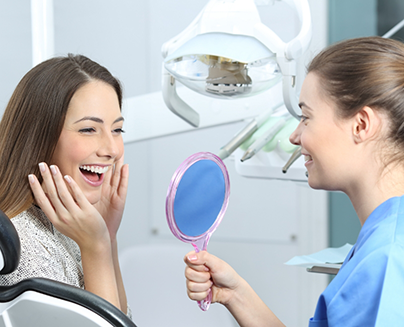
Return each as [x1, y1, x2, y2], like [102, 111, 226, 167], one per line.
[162, 67, 200, 127]
[284, 0, 312, 60]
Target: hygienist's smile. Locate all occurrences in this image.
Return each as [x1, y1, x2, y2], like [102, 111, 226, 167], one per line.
[303, 153, 313, 166]
[51, 80, 124, 204]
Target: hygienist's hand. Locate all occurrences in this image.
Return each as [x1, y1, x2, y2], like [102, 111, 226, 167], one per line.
[93, 156, 129, 242]
[184, 251, 242, 306]
[28, 163, 110, 249]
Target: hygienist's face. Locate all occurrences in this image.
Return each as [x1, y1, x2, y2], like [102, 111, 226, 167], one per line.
[51, 81, 124, 204]
[289, 73, 354, 191]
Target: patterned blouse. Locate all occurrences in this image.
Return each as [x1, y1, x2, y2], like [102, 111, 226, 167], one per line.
[0, 205, 132, 319]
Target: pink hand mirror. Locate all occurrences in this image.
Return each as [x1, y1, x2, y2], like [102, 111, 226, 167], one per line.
[165, 152, 230, 311]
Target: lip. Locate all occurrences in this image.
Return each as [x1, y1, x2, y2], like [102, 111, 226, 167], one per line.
[301, 153, 313, 166]
[79, 164, 110, 187]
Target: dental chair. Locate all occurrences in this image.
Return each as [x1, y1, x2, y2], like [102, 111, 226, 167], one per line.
[0, 209, 137, 327]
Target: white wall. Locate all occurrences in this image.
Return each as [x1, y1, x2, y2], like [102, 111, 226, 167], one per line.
[0, 1, 329, 326]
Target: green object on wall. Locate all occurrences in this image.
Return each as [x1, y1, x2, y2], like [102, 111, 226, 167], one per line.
[329, 0, 377, 44]
[327, 0, 377, 248]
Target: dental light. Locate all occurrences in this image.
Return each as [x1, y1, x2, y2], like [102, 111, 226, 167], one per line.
[161, 0, 312, 127]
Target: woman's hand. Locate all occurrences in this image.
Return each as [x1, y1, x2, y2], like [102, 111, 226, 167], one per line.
[28, 163, 110, 250]
[93, 156, 129, 242]
[184, 250, 242, 306]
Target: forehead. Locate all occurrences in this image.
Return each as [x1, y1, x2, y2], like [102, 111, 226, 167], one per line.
[66, 81, 121, 119]
[300, 74, 335, 109]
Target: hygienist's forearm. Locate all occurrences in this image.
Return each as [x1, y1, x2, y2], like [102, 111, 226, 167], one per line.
[111, 239, 128, 314]
[225, 278, 285, 327]
[81, 242, 121, 310]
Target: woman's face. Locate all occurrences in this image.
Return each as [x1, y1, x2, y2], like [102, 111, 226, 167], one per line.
[51, 81, 124, 204]
[289, 73, 355, 191]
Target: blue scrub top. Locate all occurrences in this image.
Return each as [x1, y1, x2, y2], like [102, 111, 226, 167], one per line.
[309, 195, 404, 326]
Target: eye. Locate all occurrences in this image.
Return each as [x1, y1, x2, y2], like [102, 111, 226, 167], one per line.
[113, 128, 125, 134]
[79, 127, 96, 133]
[297, 115, 309, 123]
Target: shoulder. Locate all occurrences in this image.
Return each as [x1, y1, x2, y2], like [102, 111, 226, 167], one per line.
[12, 206, 53, 233]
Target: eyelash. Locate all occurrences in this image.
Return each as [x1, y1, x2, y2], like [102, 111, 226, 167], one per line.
[79, 128, 125, 134]
[297, 115, 309, 123]
[79, 128, 95, 133]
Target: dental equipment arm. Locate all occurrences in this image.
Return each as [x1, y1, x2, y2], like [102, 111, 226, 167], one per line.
[240, 118, 286, 162]
[218, 103, 283, 160]
[162, 67, 200, 127]
[282, 146, 301, 173]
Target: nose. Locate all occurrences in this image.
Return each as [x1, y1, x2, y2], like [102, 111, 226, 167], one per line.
[98, 132, 121, 159]
[289, 122, 302, 146]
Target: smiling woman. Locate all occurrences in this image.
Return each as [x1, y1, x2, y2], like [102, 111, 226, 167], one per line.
[183, 37, 404, 327]
[0, 54, 131, 319]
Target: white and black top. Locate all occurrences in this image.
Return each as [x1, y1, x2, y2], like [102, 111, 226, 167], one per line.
[0, 205, 132, 319]
[0, 205, 84, 287]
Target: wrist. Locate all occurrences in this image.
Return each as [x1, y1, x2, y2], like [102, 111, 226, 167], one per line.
[79, 237, 112, 257]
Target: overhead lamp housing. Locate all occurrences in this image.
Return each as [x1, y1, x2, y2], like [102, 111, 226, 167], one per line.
[162, 0, 312, 127]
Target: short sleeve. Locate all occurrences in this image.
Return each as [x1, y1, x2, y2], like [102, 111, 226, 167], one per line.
[326, 244, 404, 326]
[374, 244, 404, 325]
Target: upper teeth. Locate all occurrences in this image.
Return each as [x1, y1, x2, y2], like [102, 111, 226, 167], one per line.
[304, 155, 312, 162]
[80, 165, 109, 174]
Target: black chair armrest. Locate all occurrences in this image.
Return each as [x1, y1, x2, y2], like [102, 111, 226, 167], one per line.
[0, 278, 137, 327]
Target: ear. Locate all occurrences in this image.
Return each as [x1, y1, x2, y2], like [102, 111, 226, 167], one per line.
[352, 106, 382, 144]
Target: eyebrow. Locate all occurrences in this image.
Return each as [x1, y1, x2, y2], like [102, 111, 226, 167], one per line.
[74, 116, 125, 124]
[298, 102, 312, 111]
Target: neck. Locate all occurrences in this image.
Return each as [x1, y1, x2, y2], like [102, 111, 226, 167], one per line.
[345, 165, 404, 225]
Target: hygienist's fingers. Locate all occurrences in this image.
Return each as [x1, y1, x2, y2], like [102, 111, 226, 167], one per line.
[184, 250, 222, 272]
[185, 263, 211, 281]
[187, 281, 212, 301]
[186, 276, 213, 289]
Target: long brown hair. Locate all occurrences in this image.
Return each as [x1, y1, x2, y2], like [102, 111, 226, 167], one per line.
[0, 54, 122, 218]
[308, 37, 404, 156]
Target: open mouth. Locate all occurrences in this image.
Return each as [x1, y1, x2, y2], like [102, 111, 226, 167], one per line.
[79, 165, 109, 185]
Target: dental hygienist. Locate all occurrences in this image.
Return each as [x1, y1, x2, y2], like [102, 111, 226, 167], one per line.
[0, 54, 131, 318]
[184, 37, 404, 326]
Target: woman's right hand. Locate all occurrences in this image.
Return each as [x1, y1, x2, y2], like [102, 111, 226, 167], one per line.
[184, 250, 242, 306]
[28, 162, 110, 250]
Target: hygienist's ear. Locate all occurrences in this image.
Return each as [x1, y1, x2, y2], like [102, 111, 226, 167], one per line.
[352, 106, 382, 144]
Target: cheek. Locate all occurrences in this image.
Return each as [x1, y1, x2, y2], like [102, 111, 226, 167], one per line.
[54, 139, 93, 170]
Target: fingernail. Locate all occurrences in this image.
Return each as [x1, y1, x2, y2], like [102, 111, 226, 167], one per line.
[204, 266, 210, 272]
[28, 174, 35, 184]
[50, 165, 57, 175]
[38, 162, 46, 173]
[188, 254, 197, 261]
[64, 175, 71, 183]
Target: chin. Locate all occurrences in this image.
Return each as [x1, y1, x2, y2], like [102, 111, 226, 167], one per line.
[308, 176, 340, 191]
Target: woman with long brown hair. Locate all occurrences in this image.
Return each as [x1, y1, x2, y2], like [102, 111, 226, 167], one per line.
[0, 54, 130, 317]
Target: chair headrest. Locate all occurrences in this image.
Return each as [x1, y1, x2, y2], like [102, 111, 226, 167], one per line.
[0, 209, 20, 274]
